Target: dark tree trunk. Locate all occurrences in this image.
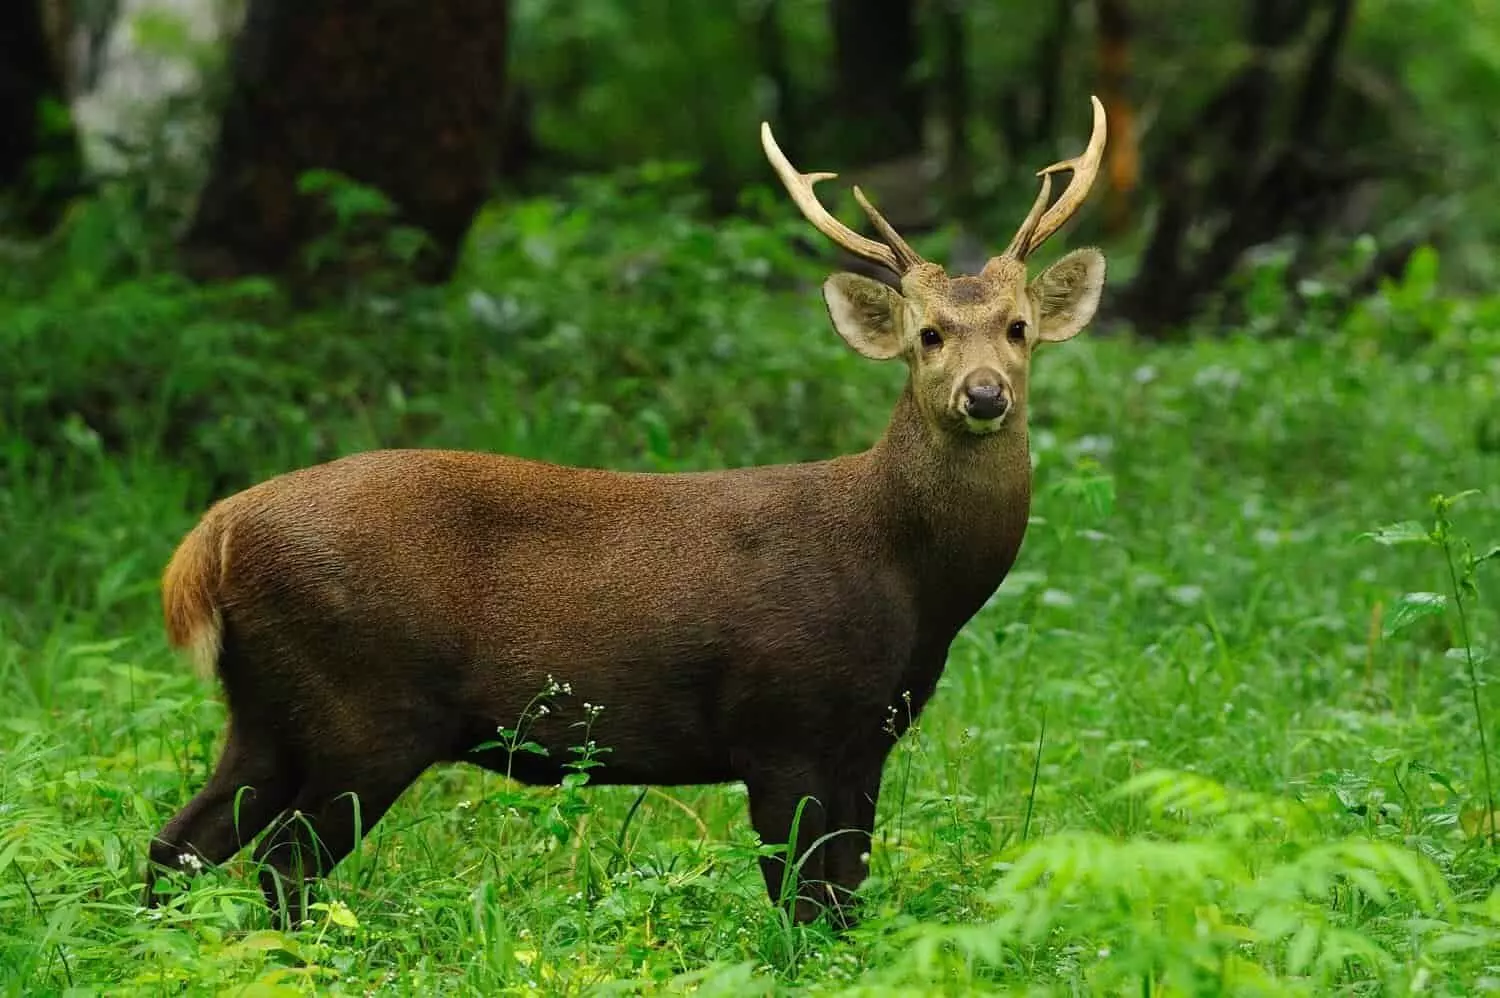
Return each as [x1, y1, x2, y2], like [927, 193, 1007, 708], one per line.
[497, 83, 537, 185]
[935, 0, 971, 218]
[829, 0, 922, 166]
[0, 0, 83, 233]
[181, 0, 509, 285]
[1034, 0, 1073, 155]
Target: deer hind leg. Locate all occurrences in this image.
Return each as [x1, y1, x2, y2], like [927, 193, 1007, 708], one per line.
[251, 752, 429, 929]
[143, 719, 298, 907]
[744, 759, 832, 924]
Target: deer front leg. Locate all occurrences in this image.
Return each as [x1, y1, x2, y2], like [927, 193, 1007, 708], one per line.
[744, 760, 829, 924]
[823, 767, 882, 927]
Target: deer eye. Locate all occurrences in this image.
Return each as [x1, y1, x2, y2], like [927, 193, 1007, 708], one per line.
[1007, 319, 1028, 342]
[919, 327, 943, 350]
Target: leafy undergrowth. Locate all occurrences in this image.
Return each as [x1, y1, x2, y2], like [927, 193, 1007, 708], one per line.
[2, 176, 1500, 995]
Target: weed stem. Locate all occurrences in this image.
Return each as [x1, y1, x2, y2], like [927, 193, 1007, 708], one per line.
[1443, 537, 1497, 850]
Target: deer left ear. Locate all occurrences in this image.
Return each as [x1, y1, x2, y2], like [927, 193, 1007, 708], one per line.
[1028, 248, 1106, 343]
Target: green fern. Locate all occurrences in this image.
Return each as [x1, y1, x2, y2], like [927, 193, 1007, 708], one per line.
[879, 770, 1462, 996]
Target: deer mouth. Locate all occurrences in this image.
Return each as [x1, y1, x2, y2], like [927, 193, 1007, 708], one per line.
[961, 412, 1009, 435]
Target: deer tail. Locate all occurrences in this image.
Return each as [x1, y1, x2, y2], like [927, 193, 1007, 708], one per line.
[161, 511, 228, 681]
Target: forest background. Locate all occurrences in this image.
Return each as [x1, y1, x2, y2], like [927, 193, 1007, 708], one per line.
[2, 1, 1500, 994]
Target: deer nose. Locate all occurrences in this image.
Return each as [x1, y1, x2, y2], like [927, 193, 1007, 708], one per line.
[963, 382, 1009, 421]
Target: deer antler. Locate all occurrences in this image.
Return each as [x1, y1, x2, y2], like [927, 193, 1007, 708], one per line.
[760, 122, 926, 276]
[1003, 95, 1108, 261]
[1000, 172, 1056, 261]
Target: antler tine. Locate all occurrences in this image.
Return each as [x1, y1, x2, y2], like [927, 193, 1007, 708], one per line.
[760, 122, 916, 277]
[999, 171, 1054, 260]
[1019, 95, 1108, 259]
[852, 186, 926, 273]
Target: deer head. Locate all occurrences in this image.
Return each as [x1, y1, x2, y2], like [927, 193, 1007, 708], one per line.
[761, 97, 1107, 438]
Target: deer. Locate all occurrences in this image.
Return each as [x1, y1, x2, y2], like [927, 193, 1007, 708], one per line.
[141, 98, 1108, 929]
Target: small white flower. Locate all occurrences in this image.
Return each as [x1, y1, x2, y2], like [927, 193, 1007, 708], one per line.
[1040, 588, 1075, 608]
[1071, 434, 1114, 458]
[178, 852, 204, 872]
[1168, 584, 1204, 607]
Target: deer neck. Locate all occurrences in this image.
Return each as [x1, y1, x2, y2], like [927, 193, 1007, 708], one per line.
[867, 382, 1033, 630]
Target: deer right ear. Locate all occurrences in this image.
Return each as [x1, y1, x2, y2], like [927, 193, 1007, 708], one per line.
[822, 274, 906, 360]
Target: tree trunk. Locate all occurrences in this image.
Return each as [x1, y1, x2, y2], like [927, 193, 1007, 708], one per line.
[829, 0, 922, 166]
[181, 0, 509, 285]
[935, 0, 971, 218]
[0, 0, 83, 233]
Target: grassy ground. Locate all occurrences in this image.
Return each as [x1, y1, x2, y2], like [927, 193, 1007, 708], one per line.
[2, 182, 1499, 994]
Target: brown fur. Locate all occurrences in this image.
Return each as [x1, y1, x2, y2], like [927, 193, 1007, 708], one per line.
[143, 147, 1107, 931]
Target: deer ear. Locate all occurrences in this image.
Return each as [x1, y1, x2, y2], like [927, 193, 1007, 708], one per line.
[822, 273, 906, 360]
[1028, 248, 1106, 343]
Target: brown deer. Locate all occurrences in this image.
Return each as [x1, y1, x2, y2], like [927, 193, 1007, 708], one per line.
[142, 98, 1107, 928]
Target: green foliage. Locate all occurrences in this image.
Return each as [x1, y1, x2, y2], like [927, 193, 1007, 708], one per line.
[1365, 490, 1500, 853]
[3, 174, 1500, 994]
[497, 0, 1500, 297]
[511, 0, 823, 192]
[291, 169, 443, 295]
[881, 770, 1464, 994]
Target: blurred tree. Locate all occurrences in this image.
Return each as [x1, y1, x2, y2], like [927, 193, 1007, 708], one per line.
[934, 0, 972, 218]
[0, 0, 83, 233]
[1117, 0, 1368, 335]
[510, 1, 817, 211]
[993, 0, 1075, 176]
[755, 0, 805, 157]
[830, 0, 921, 166]
[180, 0, 510, 284]
[5, 0, 1492, 335]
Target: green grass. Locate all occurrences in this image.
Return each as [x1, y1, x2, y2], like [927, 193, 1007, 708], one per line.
[2, 177, 1499, 995]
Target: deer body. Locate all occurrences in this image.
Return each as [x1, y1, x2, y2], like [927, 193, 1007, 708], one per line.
[144, 102, 1108, 927]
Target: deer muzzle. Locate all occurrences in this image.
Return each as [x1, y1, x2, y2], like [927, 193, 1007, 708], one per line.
[960, 372, 1011, 424]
